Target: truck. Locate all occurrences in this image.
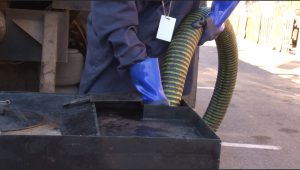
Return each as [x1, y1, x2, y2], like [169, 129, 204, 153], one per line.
[0, 1, 236, 169]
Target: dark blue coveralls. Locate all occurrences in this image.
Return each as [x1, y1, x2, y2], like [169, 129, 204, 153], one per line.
[80, 1, 201, 105]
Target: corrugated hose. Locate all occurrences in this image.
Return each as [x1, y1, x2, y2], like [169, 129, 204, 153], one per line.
[161, 7, 238, 132]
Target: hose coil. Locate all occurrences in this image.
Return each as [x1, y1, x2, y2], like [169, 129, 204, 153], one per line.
[162, 8, 238, 131]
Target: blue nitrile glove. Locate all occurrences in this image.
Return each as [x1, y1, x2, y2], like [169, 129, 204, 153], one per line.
[130, 57, 169, 105]
[192, 1, 240, 45]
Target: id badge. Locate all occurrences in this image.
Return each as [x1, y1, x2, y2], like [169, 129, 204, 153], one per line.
[156, 15, 176, 42]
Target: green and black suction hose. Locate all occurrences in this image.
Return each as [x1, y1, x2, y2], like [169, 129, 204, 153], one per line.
[161, 8, 238, 132]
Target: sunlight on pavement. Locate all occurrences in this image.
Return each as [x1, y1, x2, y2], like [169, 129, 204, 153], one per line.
[203, 39, 300, 84]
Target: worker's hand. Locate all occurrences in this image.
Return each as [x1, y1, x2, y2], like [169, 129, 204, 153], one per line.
[192, 16, 225, 46]
[192, 1, 240, 45]
[130, 57, 169, 106]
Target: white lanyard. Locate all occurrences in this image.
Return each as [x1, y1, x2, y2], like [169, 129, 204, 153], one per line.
[161, 0, 173, 17]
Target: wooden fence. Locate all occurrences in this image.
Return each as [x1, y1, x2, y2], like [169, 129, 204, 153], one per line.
[229, 2, 296, 54]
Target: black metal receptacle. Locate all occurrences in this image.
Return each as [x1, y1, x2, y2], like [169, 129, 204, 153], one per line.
[0, 92, 221, 170]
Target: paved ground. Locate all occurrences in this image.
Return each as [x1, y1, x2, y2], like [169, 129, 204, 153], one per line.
[195, 39, 300, 169]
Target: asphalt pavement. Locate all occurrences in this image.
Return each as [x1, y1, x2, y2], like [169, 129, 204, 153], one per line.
[195, 39, 300, 169]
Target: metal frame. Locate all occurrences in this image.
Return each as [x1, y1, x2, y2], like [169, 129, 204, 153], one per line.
[0, 92, 221, 170]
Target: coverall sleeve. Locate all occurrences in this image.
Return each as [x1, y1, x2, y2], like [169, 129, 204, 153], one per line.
[90, 1, 147, 69]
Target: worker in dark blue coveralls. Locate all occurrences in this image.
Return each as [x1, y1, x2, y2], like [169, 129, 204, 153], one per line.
[79, 1, 239, 105]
